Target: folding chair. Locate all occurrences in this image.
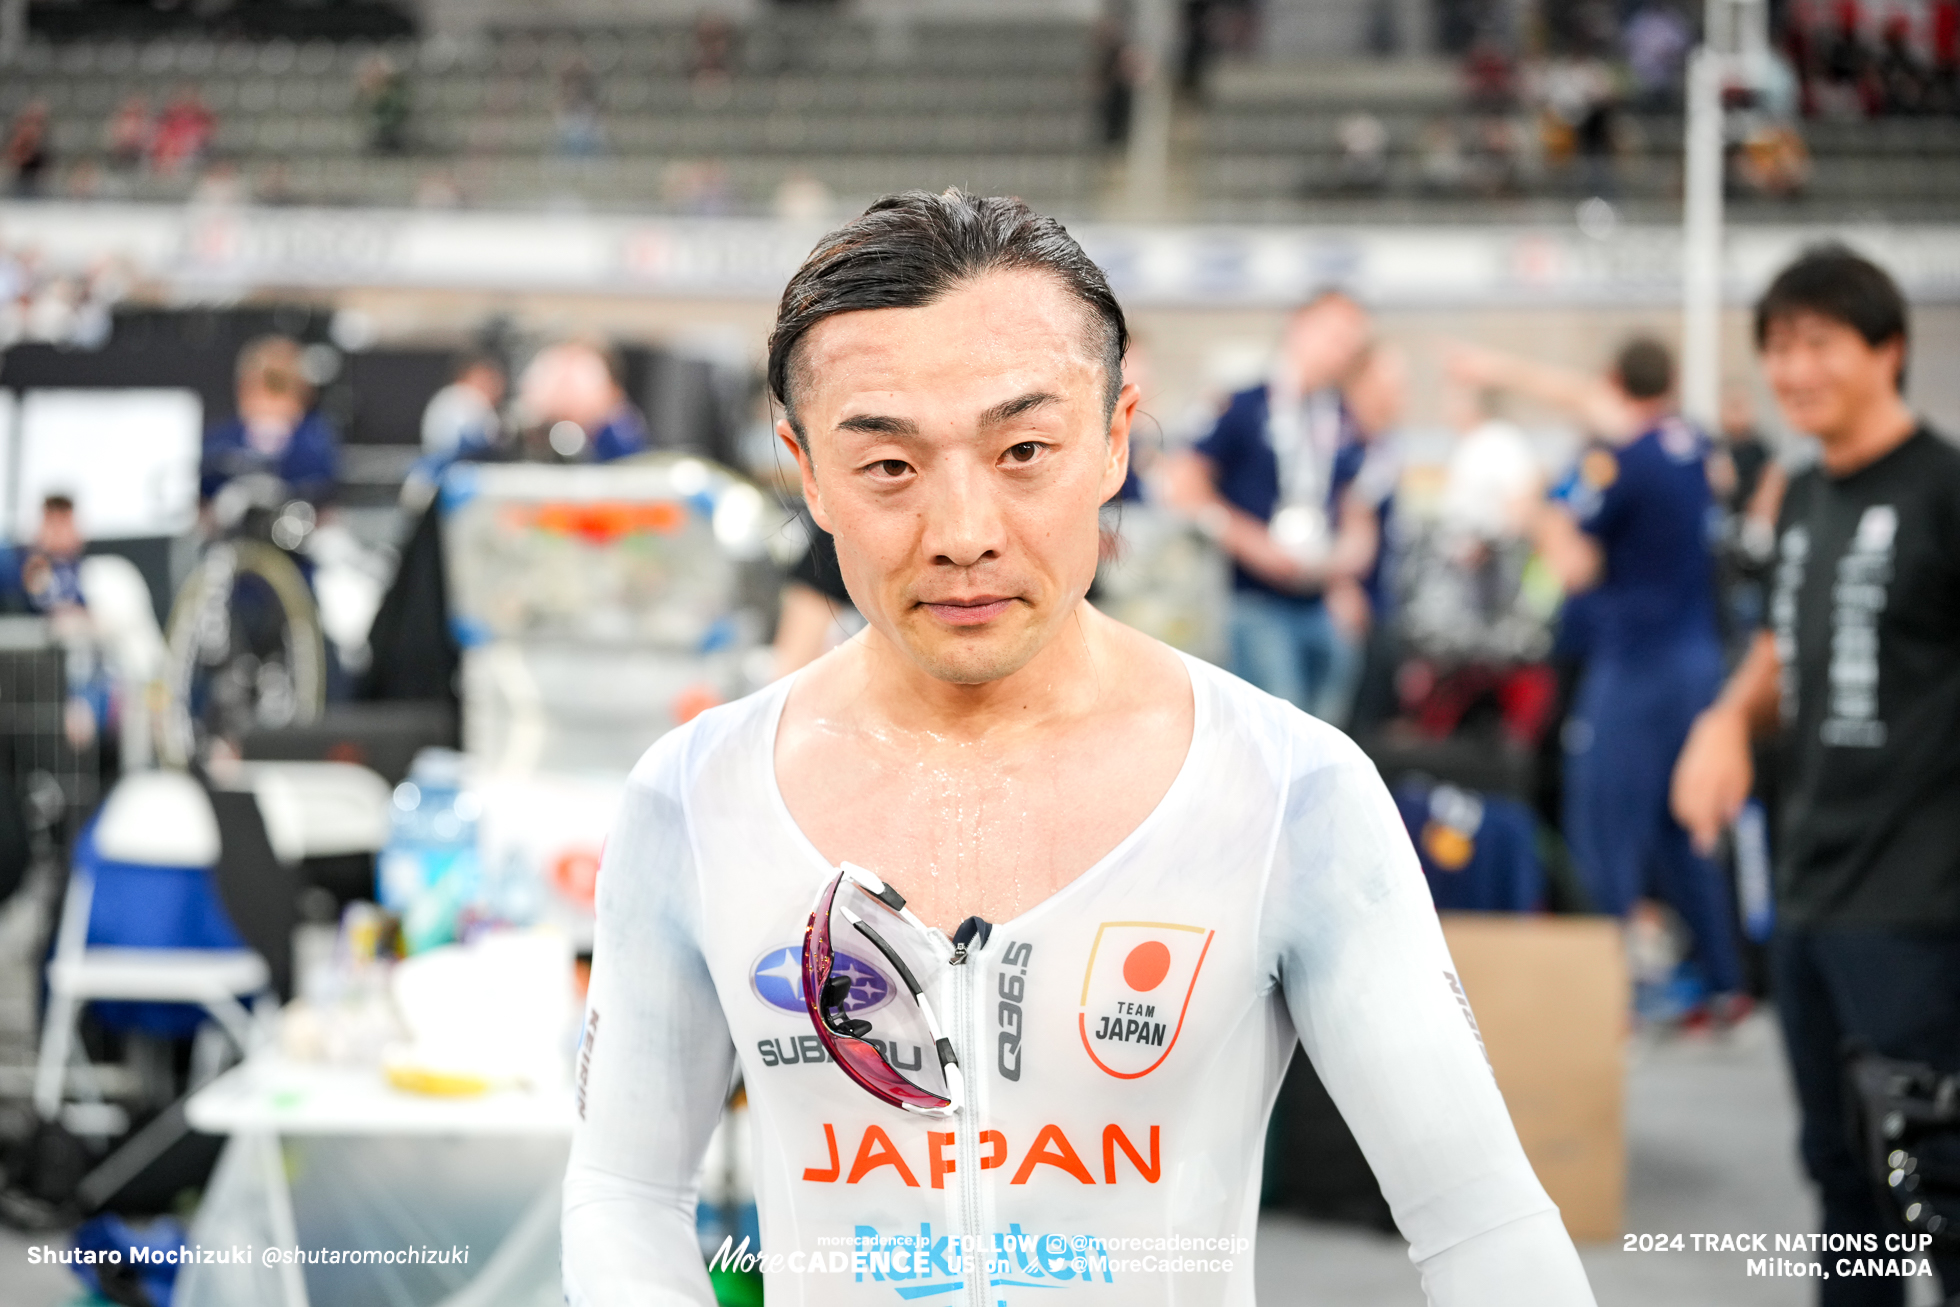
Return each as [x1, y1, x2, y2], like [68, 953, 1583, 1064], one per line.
[33, 771, 271, 1125]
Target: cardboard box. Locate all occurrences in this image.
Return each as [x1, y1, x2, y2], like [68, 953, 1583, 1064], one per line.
[1440, 913, 1629, 1242]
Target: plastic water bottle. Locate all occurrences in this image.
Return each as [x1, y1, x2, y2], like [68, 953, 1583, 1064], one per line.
[377, 748, 482, 952]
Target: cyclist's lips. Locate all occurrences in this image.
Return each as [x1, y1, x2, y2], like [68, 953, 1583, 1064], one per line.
[917, 596, 1018, 626]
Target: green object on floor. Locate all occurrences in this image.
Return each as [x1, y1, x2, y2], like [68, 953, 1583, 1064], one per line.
[709, 1266, 764, 1306]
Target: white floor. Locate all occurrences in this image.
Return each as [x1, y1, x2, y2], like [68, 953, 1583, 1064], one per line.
[2, 1012, 1941, 1307]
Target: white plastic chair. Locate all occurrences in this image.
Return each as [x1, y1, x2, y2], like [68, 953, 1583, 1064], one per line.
[34, 771, 271, 1122]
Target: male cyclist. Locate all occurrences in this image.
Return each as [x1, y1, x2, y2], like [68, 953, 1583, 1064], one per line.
[563, 191, 1596, 1306]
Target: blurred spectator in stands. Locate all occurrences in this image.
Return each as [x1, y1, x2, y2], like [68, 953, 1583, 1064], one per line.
[201, 335, 341, 509]
[1532, 51, 1623, 193]
[358, 53, 412, 155]
[1736, 121, 1812, 196]
[1464, 36, 1520, 111]
[1624, 0, 1693, 109]
[5, 99, 52, 198]
[1875, 15, 1931, 113]
[1163, 291, 1377, 723]
[1418, 117, 1469, 193]
[1177, 0, 1254, 95]
[518, 341, 650, 463]
[773, 170, 834, 222]
[104, 94, 153, 175]
[1335, 112, 1390, 192]
[1815, 1, 1876, 116]
[1935, 0, 1960, 110]
[1094, 14, 1139, 146]
[691, 13, 734, 87]
[556, 56, 605, 157]
[1573, 59, 1622, 195]
[150, 86, 215, 176]
[1179, 0, 1213, 94]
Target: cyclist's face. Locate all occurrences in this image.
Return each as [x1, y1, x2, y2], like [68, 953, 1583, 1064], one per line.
[782, 270, 1136, 686]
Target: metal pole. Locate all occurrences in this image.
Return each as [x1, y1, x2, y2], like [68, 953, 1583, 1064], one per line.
[1680, 41, 1726, 428]
[1124, 0, 1175, 217]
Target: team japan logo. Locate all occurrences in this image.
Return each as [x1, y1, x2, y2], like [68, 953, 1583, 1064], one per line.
[1077, 922, 1214, 1079]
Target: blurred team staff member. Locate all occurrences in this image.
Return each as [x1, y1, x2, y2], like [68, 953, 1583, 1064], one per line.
[1674, 248, 1960, 1305]
[421, 353, 506, 463]
[771, 519, 863, 678]
[200, 335, 340, 506]
[1164, 291, 1379, 723]
[14, 494, 86, 613]
[404, 353, 508, 508]
[519, 340, 650, 463]
[1451, 337, 1744, 1011]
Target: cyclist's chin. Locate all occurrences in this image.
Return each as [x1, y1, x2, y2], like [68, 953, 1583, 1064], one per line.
[892, 603, 1052, 687]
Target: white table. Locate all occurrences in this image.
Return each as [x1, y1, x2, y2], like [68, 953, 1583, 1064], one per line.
[179, 1056, 575, 1307]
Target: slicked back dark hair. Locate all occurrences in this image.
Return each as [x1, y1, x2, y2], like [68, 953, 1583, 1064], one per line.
[1614, 336, 1675, 400]
[767, 189, 1128, 444]
[1755, 244, 1909, 391]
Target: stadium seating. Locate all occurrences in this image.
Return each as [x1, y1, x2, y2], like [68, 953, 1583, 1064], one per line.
[0, 19, 1105, 215]
[1191, 57, 1960, 223]
[5, 16, 1957, 221]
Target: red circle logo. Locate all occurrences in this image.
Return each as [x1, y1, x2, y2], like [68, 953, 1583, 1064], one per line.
[1122, 941, 1171, 992]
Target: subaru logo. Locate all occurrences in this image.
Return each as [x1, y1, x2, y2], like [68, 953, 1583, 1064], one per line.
[750, 946, 892, 1016]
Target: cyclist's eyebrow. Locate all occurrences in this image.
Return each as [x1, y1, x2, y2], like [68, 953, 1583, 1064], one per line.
[978, 392, 1060, 428]
[835, 412, 918, 436]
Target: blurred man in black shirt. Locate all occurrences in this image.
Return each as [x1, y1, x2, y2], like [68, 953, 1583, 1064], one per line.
[1674, 247, 1960, 1306]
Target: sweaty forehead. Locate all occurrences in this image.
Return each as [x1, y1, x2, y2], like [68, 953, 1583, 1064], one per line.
[791, 270, 1106, 421]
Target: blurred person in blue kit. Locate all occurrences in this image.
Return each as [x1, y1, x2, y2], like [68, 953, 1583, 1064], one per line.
[1163, 290, 1382, 725]
[1450, 335, 1745, 1015]
[2, 494, 112, 749]
[519, 340, 650, 463]
[1675, 248, 1960, 1306]
[200, 334, 341, 507]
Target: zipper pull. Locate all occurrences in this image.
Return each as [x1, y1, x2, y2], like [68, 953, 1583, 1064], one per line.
[949, 915, 992, 966]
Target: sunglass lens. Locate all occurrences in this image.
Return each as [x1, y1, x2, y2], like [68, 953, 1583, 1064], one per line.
[823, 877, 949, 1100]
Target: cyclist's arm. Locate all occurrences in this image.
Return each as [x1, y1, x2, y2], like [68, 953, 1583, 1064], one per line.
[563, 737, 738, 1307]
[1266, 733, 1596, 1306]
